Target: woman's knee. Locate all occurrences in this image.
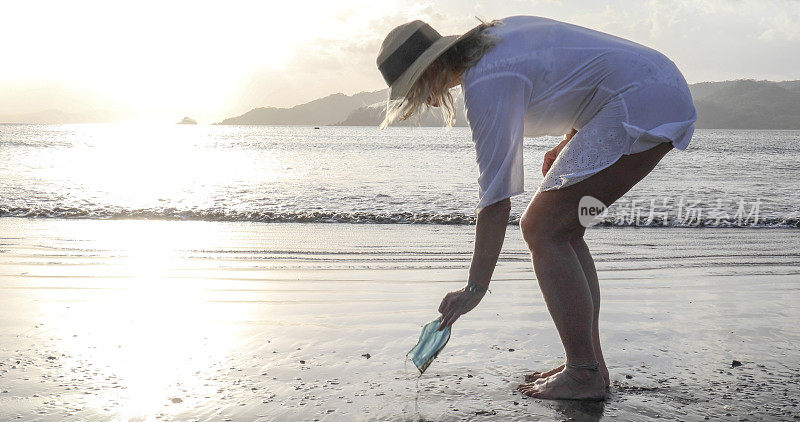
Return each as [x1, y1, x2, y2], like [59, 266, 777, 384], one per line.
[520, 206, 584, 250]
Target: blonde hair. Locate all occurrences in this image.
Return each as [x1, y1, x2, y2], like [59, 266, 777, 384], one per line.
[380, 19, 501, 129]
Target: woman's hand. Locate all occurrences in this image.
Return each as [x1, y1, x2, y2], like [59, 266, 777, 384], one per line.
[542, 128, 578, 176]
[438, 287, 485, 330]
[541, 147, 561, 176]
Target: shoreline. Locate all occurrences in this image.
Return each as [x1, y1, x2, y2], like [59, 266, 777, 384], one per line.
[1, 215, 797, 229]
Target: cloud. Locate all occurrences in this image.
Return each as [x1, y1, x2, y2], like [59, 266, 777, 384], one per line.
[230, 1, 503, 112]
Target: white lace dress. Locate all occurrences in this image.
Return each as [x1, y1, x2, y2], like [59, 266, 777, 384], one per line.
[462, 16, 697, 212]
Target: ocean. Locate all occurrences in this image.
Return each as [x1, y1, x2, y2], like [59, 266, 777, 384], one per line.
[1, 123, 798, 227]
[2, 124, 799, 420]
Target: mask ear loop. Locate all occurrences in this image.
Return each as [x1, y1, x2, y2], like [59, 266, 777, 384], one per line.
[404, 347, 422, 417]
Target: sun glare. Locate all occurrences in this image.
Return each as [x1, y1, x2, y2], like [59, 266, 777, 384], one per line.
[34, 220, 248, 418]
[0, 0, 377, 121]
[43, 123, 286, 211]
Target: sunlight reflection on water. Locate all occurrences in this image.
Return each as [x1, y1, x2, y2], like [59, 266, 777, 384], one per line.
[39, 124, 292, 211]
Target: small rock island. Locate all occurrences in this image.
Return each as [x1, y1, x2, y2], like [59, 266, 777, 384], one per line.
[177, 116, 197, 125]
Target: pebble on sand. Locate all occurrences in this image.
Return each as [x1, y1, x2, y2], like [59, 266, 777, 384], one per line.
[731, 360, 743, 368]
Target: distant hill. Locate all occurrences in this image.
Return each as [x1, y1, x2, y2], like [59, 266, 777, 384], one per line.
[222, 79, 800, 129]
[690, 80, 800, 129]
[217, 88, 468, 127]
[217, 90, 387, 125]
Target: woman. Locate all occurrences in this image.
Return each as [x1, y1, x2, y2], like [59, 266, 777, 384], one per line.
[376, 16, 696, 400]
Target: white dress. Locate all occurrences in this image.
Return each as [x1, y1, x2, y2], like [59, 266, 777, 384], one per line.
[462, 16, 697, 212]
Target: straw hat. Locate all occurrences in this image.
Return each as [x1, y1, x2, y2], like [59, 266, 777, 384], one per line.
[377, 20, 482, 100]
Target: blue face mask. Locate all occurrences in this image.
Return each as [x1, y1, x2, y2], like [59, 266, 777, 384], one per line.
[407, 317, 451, 375]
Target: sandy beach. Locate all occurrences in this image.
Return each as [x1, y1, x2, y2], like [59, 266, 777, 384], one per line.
[0, 217, 798, 420]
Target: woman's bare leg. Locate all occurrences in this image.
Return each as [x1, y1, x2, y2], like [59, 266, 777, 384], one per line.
[517, 142, 673, 400]
[571, 237, 609, 385]
[524, 237, 609, 386]
[524, 236, 609, 386]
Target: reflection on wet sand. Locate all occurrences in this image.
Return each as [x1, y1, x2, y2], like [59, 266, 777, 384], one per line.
[553, 399, 605, 422]
[1, 218, 799, 420]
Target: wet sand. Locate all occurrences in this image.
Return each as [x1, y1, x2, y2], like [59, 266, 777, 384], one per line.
[0, 218, 799, 421]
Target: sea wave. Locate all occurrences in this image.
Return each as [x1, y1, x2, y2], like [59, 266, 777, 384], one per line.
[1, 207, 798, 228]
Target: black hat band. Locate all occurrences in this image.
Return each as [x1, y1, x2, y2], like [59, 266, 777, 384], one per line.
[378, 26, 440, 86]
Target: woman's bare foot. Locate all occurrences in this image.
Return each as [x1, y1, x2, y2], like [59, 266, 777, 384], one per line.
[525, 362, 610, 387]
[517, 367, 606, 400]
[524, 363, 565, 382]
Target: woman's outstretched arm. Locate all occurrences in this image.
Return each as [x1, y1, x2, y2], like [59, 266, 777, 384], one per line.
[468, 197, 512, 291]
[439, 198, 511, 329]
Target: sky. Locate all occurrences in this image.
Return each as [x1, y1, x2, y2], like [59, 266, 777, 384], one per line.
[1, 0, 799, 123]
